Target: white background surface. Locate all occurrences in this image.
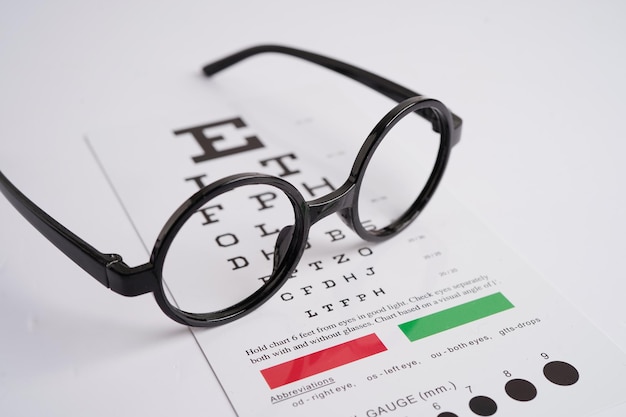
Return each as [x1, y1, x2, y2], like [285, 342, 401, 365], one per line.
[1, 1, 625, 415]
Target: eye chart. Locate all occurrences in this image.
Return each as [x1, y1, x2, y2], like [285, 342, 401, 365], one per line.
[89, 86, 626, 417]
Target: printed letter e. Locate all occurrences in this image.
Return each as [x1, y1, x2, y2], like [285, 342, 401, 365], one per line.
[174, 117, 263, 163]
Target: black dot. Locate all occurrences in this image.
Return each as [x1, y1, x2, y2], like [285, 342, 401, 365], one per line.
[543, 361, 580, 386]
[469, 395, 498, 416]
[437, 413, 458, 417]
[505, 378, 537, 401]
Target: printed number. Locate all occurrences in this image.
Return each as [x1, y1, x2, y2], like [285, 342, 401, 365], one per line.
[433, 403, 441, 410]
[465, 385, 473, 393]
[541, 352, 550, 360]
[503, 370, 512, 377]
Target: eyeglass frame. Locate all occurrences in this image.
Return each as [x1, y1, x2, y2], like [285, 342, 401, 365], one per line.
[0, 44, 462, 327]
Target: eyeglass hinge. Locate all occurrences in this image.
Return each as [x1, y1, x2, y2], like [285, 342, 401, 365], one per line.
[105, 256, 156, 297]
[105, 253, 123, 267]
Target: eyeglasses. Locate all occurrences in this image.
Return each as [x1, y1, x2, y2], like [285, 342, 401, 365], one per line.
[0, 45, 462, 327]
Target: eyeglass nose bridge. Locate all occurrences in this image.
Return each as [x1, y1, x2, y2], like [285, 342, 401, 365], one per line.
[307, 180, 358, 227]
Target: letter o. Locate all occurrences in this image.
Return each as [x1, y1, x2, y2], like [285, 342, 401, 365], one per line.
[216, 233, 239, 247]
[358, 247, 373, 256]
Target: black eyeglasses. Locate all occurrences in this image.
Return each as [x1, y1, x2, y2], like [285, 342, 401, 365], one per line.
[0, 45, 462, 327]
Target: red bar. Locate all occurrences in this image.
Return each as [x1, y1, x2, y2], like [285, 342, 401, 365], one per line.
[261, 333, 387, 389]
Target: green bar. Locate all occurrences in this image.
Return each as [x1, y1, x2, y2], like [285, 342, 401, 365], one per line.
[398, 292, 514, 342]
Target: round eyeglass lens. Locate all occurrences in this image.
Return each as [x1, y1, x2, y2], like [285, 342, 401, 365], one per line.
[358, 108, 442, 233]
[161, 183, 297, 315]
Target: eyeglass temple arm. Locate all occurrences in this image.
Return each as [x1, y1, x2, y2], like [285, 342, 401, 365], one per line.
[0, 171, 154, 296]
[202, 44, 462, 146]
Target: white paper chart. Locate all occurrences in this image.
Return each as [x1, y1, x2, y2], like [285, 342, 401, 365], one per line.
[89, 87, 626, 417]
